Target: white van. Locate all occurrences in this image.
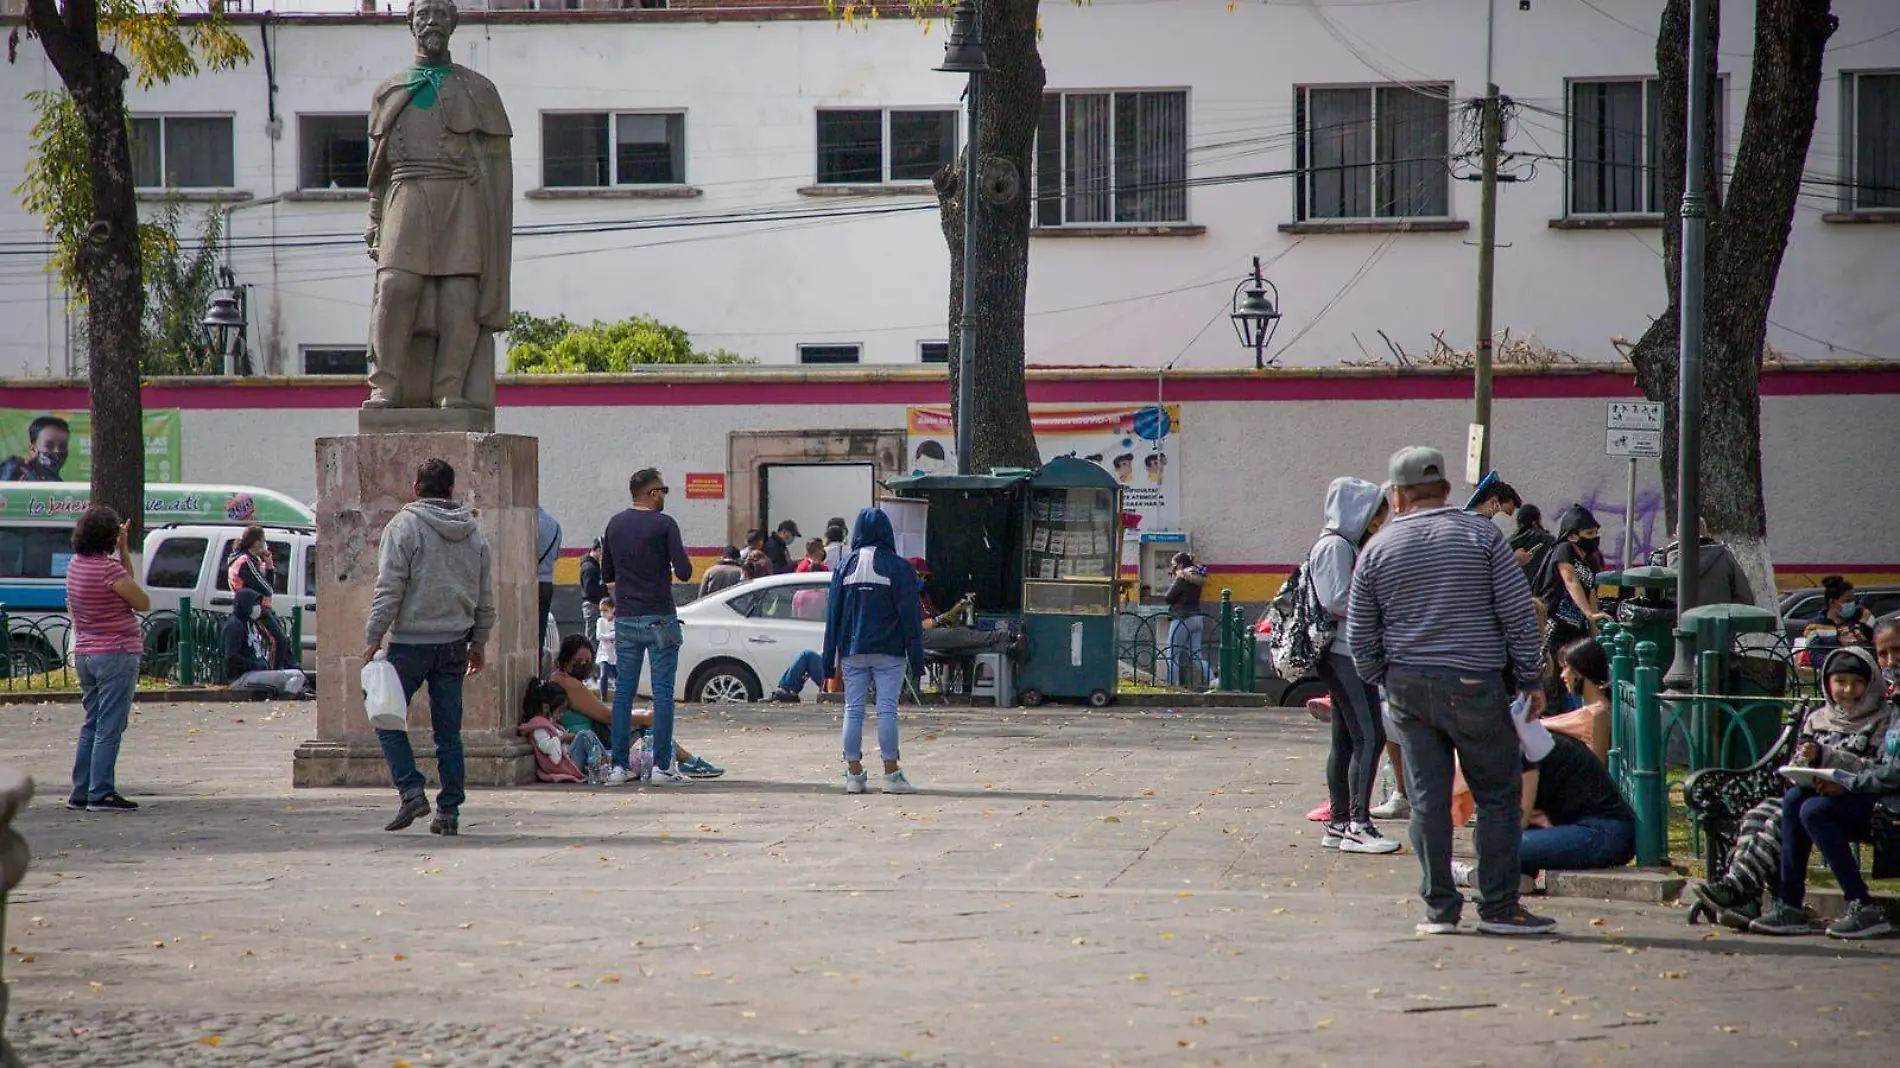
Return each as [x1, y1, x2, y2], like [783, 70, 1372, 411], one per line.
[0, 483, 316, 675]
[142, 523, 319, 671]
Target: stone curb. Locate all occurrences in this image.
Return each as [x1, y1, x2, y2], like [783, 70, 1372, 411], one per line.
[0, 687, 270, 708]
[809, 692, 1289, 710]
[1542, 868, 1900, 922]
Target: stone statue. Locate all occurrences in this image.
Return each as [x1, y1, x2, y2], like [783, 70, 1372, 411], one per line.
[363, 0, 512, 418]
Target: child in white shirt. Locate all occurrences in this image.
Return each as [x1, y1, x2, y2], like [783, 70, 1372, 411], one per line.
[594, 596, 618, 702]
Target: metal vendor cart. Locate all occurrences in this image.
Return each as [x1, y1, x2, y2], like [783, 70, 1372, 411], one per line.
[1013, 458, 1124, 708]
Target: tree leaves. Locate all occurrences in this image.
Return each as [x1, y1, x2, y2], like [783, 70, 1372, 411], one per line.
[503, 311, 754, 372]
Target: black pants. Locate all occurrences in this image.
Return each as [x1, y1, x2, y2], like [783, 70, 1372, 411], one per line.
[1319, 650, 1384, 825]
[538, 582, 556, 661]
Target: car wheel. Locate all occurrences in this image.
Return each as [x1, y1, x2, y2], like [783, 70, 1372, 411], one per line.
[1281, 679, 1330, 708]
[690, 661, 761, 704]
[1019, 688, 1045, 708]
[1087, 688, 1113, 708]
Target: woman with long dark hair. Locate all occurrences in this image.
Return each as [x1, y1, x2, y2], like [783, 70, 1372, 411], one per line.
[66, 506, 151, 812]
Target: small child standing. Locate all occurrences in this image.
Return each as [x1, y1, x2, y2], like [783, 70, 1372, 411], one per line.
[594, 596, 618, 703]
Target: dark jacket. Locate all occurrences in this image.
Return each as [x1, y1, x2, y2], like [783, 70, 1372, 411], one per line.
[763, 532, 795, 575]
[1651, 537, 1755, 607]
[822, 508, 925, 679]
[578, 553, 607, 604]
[221, 588, 275, 682]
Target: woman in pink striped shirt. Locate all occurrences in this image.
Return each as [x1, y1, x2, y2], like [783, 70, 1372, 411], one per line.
[66, 506, 151, 813]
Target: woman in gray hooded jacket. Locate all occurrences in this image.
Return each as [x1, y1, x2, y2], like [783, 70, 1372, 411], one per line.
[1307, 477, 1395, 854]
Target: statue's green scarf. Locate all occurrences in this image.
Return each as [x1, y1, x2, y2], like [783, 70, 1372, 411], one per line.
[397, 59, 451, 110]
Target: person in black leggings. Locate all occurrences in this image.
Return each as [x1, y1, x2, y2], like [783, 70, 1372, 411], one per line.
[1307, 476, 1396, 855]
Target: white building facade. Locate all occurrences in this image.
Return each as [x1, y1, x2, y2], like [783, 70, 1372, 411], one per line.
[0, 0, 1895, 378]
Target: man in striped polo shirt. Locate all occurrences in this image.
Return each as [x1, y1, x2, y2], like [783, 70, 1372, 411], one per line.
[1347, 446, 1555, 937]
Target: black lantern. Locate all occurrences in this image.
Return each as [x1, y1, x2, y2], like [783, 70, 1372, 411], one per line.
[1229, 256, 1283, 369]
[936, 0, 988, 73]
[201, 267, 250, 375]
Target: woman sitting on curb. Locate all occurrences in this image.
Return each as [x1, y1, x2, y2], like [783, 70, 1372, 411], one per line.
[1742, 644, 1898, 940]
[547, 635, 725, 780]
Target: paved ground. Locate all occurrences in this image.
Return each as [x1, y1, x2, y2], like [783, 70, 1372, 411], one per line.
[2, 699, 1897, 1068]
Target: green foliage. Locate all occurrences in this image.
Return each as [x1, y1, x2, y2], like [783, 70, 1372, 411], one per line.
[11, 4, 251, 292]
[140, 200, 225, 375]
[504, 311, 753, 373]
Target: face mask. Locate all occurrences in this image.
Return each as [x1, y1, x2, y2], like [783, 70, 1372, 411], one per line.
[1838, 600, 1860, 620]
[1576, 536, 1601, 552]
[249, 604, 263, 621]
[1881, 666, 1900, 691]
[571, 663, 595, 681]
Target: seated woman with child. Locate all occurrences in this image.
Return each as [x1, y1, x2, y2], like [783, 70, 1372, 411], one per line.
[548, 635, 725, 780]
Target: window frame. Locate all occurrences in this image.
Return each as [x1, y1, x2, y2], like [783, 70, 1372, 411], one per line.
[918, 340, 950, 364]
[813, 107, 960, 186]
[1033, 87, 1192, 228]
[300, 346, 370, 376]
[130, 113, 238, 191]
[1563, 75, 1729, 218]
[1842, 69, 1900, 213]
[0, 527, 77, 581]
[295, 112, 371, 191]
[1293, 82, 1453, 223]
[144, 537, 210, 590]
[540, 109, 689, 188]
[797, 343, 863, 366]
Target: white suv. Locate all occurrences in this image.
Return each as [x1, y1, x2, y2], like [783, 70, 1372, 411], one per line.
[142, 524, 318, 671]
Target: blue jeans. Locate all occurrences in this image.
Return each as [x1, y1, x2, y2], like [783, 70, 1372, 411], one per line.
[1519, 815, 1636, 877]
[1384, 668, 1524, 925]
[569, 727, 607, 771]
[779, 650, 827, 694]
[1779, 787, 1877, 906]
[374, 642, 468, 816]
[842, 653, 905, 764]
[611, 614, 680, 772]
[598, 661, 617, 705]
[1166, 614, 1209, 687]
[72, 651, 140, 802]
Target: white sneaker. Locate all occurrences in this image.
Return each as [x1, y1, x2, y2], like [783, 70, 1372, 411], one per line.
[1369, 793, 1411, 821]
[843, 770, 869, 795]
[881, 769, 917, 795]
[604, 766, 632, 788]
[647, 766, 694, 787]
[1415, 919, 1460, 936]
[1451, 860, 1476, 888]
[1321, 822, 1348, 849]
[1338, 822, 1402, 854]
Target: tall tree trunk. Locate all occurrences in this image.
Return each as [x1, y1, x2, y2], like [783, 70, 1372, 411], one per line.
[934, 0, 1041, 472]
[1626, 0, 1833, 606]
[24, 0, 148, 540]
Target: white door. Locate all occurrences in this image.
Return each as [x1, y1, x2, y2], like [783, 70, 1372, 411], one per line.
[761, 463, 874, 550]
[733, 580, 830, 688]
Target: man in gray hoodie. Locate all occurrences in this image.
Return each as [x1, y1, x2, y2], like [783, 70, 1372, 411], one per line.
[363, 458, 497, 837]
[1306, 476, 1395, 854]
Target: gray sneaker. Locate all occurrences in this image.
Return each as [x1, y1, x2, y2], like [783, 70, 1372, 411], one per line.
[1369, 792, 1411, 821]
[1476, 906, 1558, 936]
[882, 769, 917, 795]
[843, 770, 869, 795]
[1747, 901, 1812, 936]
[1825, 900, 1893, 940]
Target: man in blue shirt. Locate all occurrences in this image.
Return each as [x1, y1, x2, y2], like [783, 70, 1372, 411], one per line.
[599, 468, 700, 785]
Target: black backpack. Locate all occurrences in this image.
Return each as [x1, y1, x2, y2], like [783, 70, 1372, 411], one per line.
[1265, 532, 1345, 679]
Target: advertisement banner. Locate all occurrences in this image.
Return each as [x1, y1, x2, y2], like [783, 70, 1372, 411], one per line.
[905, 405, 1181, 534]
[0, 409, 183, 482]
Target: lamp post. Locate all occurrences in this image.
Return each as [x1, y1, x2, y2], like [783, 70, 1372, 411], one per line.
[202, 266, 250, 376]
[937, 0, 986, 475]
[1665, 0, 1711, 691]
[1229, 257, 1283, 370]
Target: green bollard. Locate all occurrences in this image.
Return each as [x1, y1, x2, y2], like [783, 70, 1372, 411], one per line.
[1217, 590, 1235, 692]
[1607, 628, 1635, 786]
[291, 606, 304, 661]
[1631, 641, 1667, 866]
[178, 597, 195, 686]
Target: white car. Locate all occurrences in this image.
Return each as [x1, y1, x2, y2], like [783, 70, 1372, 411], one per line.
[674, 572, 832, 703]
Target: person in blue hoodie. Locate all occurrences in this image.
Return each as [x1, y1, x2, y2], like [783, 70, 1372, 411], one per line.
[823, 507, 925, 796]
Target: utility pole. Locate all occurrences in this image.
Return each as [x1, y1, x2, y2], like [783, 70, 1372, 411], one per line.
[1471, 0, 1500, 477]
[1666, 0, 1711, 691]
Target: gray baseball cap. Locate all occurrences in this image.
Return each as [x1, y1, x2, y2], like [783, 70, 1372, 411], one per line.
[1388, 445, 1448, 487]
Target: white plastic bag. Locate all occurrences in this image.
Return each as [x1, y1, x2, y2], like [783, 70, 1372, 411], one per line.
[360, 654, 408, 731]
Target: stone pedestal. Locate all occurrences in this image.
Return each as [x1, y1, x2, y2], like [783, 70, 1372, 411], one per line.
[293, 432, 537, 789]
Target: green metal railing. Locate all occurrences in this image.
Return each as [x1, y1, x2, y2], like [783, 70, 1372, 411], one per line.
[1, 601, 303, 691]
[1604, 622, 1806, 868]
[1114, 591, 1258, 694]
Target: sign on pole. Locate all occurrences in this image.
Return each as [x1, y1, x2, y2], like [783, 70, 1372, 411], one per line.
[1464, 422, 1486, 487]
[1605, 428, 1662, 458]
[1607, 401, 1665, 432]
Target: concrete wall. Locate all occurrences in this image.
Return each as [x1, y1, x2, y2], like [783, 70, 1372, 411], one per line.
[2, 1, 1896, 377]
[7, 364, 1895, 598]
